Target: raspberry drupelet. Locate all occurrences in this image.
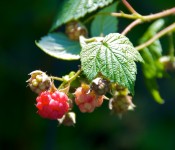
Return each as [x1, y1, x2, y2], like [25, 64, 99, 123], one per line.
[74, 83, 104, 113]
[36, 91, 69, 120]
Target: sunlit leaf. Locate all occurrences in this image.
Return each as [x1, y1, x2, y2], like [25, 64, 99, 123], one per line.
[80, 33, 143, 95]
[36, 33, 80, 60]
[50, 0, 114, 31]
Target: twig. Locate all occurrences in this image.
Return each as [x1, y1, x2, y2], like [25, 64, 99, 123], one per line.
[121, 19, 142, 35]
[50, 76, 64, 81]
[143, 7, 175, 21]
[135, 22, 175, 51]
[111, 7, 175, 21]
[111, 12, 138, 19]
[122, 0, 139, 15]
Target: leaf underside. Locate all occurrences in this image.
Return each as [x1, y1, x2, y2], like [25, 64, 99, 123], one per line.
[50, 0, 114, 31]
[80, 33, 143, 95]
[36, 33, 81, 60]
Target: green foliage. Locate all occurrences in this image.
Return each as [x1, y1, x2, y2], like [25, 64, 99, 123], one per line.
[91, 2, 118, 36]
[50, 0, 114, 31]
[36, 33, 81, 60]
[140, 19, 165, 103]
[80, 33, 143, 95]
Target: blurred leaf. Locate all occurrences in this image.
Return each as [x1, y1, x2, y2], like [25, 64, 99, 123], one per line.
[145, 78, 164, 104]
[50, 0, 114, 31]
[80, 33, 143, 95]
[91, 2, 118, 37]
[139, 19, 165, 103]
[36, 33, 81, 60]
[140, 19, 165, 42]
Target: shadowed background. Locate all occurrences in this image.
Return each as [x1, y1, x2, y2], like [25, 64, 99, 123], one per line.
[0, 0, 175, 150]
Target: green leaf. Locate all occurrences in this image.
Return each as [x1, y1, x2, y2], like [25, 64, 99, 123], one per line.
[50, 0, 114, 31]
[140, 19, 165, 79]
[36, 33, 81, 60]
[80, 33, 143, 95]
[140, 19, 165, 42]
[139, 19, 165, 103]
[145, 78, 164, 104]
[91, 2, 118, 37]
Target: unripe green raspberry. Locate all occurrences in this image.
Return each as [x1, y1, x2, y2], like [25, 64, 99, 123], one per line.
[91, 77, 110, 95]
[109, 95, 135, 116]
[27, 70, 51, 94]
[65, 21, 88, 41]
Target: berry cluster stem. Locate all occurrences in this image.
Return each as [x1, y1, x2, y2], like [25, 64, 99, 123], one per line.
[50, 76, 64, 82]
[58, 69, 82, 90]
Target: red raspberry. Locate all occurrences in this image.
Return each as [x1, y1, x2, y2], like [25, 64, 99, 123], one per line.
[36, 91, 69, 120]
[74, 84, 103, 113]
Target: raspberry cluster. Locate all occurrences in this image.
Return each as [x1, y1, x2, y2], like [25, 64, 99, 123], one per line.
[36, 91, 69, 120]
[27, 70, 136, 125]
[74, 84, 104, 113]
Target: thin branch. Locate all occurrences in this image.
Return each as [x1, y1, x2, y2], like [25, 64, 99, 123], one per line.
[143, 7, 175, 21]
[50, 76, 64, 82]
[135, 22, 175, 51]
[67, 69, 82, 83]
[111, 12, 137, 19]
[122, 0, 139, 15]
[121, 19, 142, 35]
[111, 7, 175, 21]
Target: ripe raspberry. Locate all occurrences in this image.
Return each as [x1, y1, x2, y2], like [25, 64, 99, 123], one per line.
[27, 70, 51, 94]
[36, 91, 69, 120]
[65, 21, 88, 41]
[91, 77, 110, 95]
[74, 84, 103, 113]
[109, 95, 135, 115]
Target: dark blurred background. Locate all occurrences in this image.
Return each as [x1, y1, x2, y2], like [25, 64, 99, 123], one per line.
[0, 0, 175, 150]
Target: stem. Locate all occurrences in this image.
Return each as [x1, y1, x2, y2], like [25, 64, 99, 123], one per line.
[122, 0, 139, 15]
[121, 19, 142, 35]
[67, 69, 82, 83]
[111, 7, 175, 21]
[168, 33, 174, 61]
[135, 22, 175, 51]
[50, 76, 64, 82]
[111, 12, 137, 19]
[142, 8, 175, 21]
[58, 69, 82, 90]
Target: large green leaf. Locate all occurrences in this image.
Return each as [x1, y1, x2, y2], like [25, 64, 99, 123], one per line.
[80, 33, 143, 95]
[91, 2, 118, 36]
[50, 0, 114, 31]
[139, 19, 165, 103]
[36, 33, 81, 60]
